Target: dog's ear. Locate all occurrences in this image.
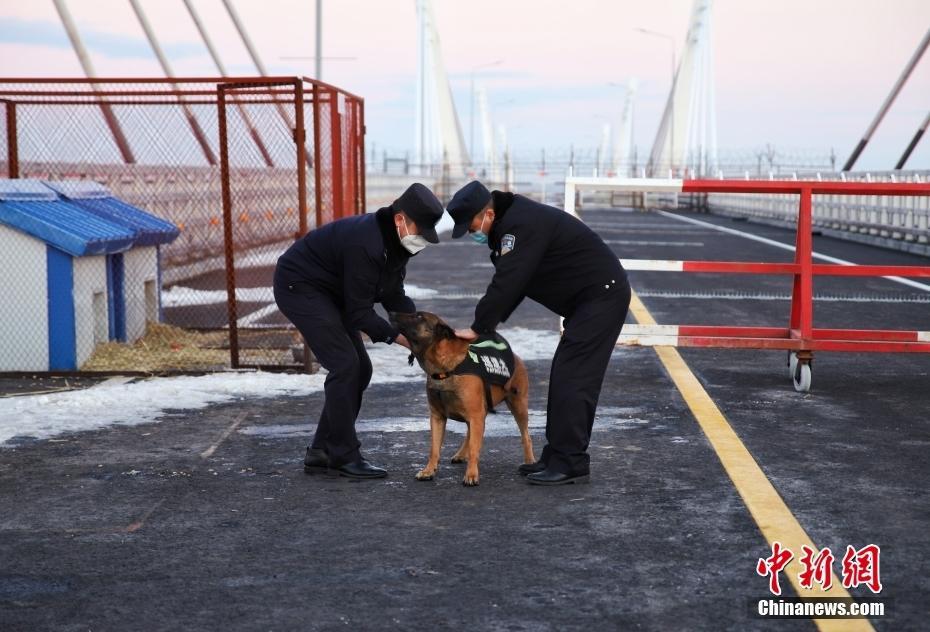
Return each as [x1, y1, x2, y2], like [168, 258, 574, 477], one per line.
[435, 322, 456, 339]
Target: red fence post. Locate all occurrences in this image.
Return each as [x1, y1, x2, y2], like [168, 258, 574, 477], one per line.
[312, 83, 323, 230]
[358, 99, 366, 214]
[4, 100, 17, 179]
[217, 84, 240, 368]
[329, 89, 344, 220]
[799, 187, 814, 341]
[345, 99, 357, 215]
[789, 187, 815, 343]
[294, 80, 308, 238]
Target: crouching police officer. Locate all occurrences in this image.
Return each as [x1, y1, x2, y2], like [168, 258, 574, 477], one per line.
[274, 183, 444, 479]
[447, 181, 631, 485]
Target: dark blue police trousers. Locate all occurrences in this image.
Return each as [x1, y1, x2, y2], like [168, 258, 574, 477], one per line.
[273, 278, 372, 466]
[541, 279, 632, 475]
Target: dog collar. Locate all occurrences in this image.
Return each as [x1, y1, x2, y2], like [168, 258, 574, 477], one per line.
[430, 372, 451, 380]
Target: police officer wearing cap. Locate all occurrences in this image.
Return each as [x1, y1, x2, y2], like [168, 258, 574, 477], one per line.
[446, 181, 631, 485]
[274, 183, 444, 479]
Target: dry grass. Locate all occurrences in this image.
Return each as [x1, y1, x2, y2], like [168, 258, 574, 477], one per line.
[81, 322, 230, 372]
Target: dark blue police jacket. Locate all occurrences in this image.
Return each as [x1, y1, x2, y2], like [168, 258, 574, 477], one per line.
[276, 207, 415, 343]
[472, 192, 627, 333]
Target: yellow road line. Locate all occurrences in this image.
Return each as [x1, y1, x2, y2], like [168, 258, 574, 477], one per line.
[628, 290, 875, 632]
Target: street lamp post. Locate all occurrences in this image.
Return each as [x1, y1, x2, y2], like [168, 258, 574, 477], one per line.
[634, 27, 676, 174]
[315, 0, 322, 80]
[470, 59, 503, 163]
[607, 81, 631, 175]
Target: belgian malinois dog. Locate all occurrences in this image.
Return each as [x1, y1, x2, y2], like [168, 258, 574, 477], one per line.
[390, 311, 534, 486]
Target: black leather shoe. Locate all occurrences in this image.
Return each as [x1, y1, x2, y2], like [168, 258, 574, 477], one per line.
[331, 459, 388, 479]
[518, 460, 547, 476]
[526, 467, 590, 486]
[303, 447, 330, 472]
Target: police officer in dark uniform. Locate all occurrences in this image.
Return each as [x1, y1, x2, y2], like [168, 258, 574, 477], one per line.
[274, 183, 444, 479]
[447, 181, 631, 485]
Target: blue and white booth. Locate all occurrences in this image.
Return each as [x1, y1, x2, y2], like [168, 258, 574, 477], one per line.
[0, 179, 179, 371]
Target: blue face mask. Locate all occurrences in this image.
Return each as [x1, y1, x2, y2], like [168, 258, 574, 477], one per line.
[470, 212, 489, 244]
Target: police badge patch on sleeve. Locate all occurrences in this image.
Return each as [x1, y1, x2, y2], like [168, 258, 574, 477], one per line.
[501, 234, 516, 255]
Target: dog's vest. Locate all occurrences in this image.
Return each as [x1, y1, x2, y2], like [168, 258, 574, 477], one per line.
[430, 333, 515, 413]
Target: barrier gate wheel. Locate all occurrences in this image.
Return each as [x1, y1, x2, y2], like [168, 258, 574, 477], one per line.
[789, 352, 813, 393]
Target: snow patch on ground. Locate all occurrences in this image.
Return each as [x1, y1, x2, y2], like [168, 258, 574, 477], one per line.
[0, 327, 560, 446]
[162, 285, 273, 307]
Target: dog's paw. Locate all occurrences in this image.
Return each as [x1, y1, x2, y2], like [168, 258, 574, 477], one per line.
[462, 473, 480, 486]
[415, 469, 436, 481]
[450, 455, 466, 464]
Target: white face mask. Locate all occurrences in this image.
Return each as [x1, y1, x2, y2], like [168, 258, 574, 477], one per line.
[399, 221, 428, 254]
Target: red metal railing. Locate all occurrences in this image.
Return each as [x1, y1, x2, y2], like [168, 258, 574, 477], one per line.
[566, 177, 930, 390]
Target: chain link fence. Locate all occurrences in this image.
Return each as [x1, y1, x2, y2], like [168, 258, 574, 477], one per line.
[0, 77, 364, 373]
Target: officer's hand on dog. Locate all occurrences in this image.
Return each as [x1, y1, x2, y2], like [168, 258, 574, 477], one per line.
[394, 333, 411, 349]
[454, 328, 479, 341]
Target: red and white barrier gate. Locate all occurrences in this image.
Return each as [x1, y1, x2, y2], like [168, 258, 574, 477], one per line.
[565, 177, 930, 392]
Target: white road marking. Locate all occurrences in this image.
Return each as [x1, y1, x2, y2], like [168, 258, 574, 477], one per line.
[585, 222, 709, 230]
[604, 240, 704, 247]
[591, 227, 720, 235]
[201, 411, 249, 459]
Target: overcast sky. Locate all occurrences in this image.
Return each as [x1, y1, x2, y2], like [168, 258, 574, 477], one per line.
[1, 0, 929, 170]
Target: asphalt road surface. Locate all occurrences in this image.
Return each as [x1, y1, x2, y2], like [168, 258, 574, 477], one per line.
[1, 206, 927, 631]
